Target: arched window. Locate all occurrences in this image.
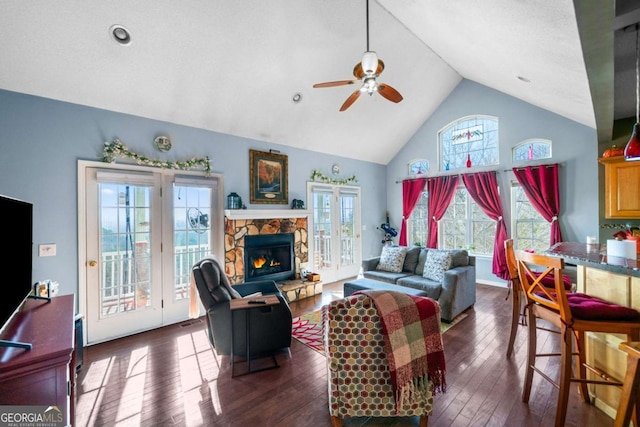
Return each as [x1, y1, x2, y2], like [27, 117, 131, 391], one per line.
[438, 116, 499, 171]
[407, 159, 429, 176]
[512, 139, 552, 162]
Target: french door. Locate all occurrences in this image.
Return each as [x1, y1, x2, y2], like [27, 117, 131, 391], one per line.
[308, 182, 361, 283]
[80, 163, 222, 344]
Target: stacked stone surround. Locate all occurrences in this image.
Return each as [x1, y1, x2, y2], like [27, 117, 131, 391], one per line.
[224, 216, 309, 284]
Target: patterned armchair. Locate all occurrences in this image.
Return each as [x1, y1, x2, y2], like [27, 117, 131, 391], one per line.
[323, 294, 435, 427]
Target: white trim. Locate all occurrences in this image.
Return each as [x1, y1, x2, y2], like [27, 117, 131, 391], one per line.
[224, 209, 311, 220]
[477, 279, 507, 287]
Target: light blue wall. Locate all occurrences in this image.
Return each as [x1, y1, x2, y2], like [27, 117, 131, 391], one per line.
[0, 80, 601, 295]
[385, 80, 599, 285]
[0, 89, 387, 299]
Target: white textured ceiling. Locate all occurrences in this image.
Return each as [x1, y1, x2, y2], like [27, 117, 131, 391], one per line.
[0, 1, 622, 164]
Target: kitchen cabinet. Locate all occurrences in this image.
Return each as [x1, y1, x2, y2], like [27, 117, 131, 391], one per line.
[599, 156, 640, 218]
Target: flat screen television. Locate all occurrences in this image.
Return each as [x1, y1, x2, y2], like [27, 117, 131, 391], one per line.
[0, 195, 33, 339]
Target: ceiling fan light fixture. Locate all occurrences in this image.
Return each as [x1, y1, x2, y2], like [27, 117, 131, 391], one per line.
[362, 51, 378, 75]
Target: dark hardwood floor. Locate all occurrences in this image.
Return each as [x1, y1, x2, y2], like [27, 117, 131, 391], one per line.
[75, 282, 615, 426]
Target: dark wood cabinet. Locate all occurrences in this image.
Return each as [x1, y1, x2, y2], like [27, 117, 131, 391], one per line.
[0, 295, 75, 426]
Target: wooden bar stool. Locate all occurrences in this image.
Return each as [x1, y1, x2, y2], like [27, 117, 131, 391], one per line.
[515, 250, 640, 427]
[503, 239, 572, 359]
[504, 239, 524, 359]
[615, 341, 640, 427]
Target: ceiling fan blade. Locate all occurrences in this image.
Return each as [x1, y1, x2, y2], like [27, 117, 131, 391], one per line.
[339, 90, 361, 111]
[313, 80, 356, 88]
[378, 83, 403, 103]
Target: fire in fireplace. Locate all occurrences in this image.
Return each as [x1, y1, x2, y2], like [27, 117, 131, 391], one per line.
[244, 233, 295, 283]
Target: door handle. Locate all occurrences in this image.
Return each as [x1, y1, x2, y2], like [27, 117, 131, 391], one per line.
[88, 260, 98, 267]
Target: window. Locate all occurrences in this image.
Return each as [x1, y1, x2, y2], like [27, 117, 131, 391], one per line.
[439, 116, 499, 171]
[440, 187, 496, 255]
[511, 183, 550, 253]
[407, 159, 429, 176]
[512, 139, 552, 162]
[408, 191, 428, 246]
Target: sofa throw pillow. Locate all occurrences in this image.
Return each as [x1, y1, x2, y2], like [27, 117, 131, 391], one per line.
[376, 246, 409, 273]
[423, 250, 453, 282]
[402, 246, 422, 272]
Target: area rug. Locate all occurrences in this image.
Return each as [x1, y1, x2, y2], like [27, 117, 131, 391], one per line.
[292, 309, 467, 356]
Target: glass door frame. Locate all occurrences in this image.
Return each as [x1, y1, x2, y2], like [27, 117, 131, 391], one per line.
[307, 182, 361, 283]
[77, 160, 225, 345]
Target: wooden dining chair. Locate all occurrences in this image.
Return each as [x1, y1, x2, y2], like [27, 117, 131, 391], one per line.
[504, 239, 523, 359]
[515, 250, 640, 427]
[504, 239, 572, 359]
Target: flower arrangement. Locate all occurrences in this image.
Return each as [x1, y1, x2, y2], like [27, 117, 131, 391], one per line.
[102, 139, 211, 174]
[310, 169, 358, 185]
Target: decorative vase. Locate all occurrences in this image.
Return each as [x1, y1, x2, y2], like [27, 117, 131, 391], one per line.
[227, 192, 242, 209]
[602, 144, 624, 158]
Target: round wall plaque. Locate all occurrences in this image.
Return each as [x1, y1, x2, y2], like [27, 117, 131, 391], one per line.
[154, 136, 172, 152]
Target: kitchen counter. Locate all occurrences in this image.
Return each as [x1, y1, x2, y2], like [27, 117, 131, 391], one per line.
[546, 241, 640, 278]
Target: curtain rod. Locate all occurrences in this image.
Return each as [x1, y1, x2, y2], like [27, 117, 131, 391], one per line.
[504, 162, 560, 173]
[395, 167, 499, 183]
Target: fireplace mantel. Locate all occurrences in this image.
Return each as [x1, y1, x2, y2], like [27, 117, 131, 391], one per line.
[224, 209, 311, 220]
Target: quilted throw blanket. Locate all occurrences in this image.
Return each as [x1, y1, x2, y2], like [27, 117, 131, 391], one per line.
[356, 290, 447, 412]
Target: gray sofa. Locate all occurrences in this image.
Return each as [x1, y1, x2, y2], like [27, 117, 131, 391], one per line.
[359, 246, 476, 322]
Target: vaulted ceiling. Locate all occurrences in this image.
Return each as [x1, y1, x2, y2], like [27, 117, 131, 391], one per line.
[0, 1, 634, 164]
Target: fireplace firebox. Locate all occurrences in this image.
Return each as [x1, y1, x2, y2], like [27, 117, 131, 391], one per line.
[244, 233, 295, 283]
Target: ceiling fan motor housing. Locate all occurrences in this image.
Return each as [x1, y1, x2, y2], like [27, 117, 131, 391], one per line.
[362, 51, 378, 75]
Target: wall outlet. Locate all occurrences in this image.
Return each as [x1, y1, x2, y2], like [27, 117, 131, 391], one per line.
[39, 243, 56, 257]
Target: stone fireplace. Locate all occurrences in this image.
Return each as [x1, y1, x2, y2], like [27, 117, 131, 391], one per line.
[224, 210, 309, 284]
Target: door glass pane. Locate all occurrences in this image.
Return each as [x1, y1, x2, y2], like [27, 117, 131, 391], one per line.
[99, 183, 151, 317]
[173, 185, 212, 301]
[340, 193, 355, 267]
[313, 191, 333, 270]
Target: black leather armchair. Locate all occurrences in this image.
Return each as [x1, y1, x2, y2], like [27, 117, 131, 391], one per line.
[192, 256, 292, 357]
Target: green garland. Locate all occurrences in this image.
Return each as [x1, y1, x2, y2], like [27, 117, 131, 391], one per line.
[310, 169, 358, 185]
[102, 139, 211, 174]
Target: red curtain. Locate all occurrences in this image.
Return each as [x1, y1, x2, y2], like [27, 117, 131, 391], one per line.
[399, 178, 427, 246]
[513, 163, 563, 245]
[462, 171, 509, 280]
[426, 175, 459, 248]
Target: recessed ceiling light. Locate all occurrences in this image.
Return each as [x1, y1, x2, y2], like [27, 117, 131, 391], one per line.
[517, 76, 531, 83]
[292, 93, 302, 103]
[110, 25, 131, 45]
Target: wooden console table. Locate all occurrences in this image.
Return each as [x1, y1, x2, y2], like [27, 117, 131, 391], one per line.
[0, 294, 75, 426]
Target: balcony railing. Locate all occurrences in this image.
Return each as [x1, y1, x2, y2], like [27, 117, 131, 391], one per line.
[99, 245, 209, 315]
[313, 235, 354, 270]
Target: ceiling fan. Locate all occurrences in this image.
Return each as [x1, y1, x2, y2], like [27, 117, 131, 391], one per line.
[313, 0, 403, 111]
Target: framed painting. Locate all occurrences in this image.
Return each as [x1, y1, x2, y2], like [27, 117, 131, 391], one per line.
[249, 149, 288, 204]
